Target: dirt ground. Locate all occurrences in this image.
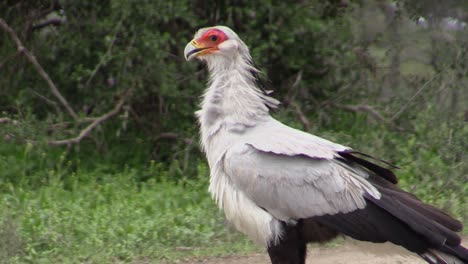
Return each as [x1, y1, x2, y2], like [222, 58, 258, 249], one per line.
[184, 237, 467, 264]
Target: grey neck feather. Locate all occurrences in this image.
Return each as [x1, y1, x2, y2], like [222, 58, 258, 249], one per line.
[197, 52, 279, 134]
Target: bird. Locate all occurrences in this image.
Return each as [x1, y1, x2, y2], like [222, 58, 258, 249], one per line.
[183, 25, 468, 264]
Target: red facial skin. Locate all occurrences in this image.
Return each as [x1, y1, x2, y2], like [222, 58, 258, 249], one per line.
[194, 29, 228, 55]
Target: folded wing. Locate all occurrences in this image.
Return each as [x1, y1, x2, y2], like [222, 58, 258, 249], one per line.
[223, 131, 381, 221]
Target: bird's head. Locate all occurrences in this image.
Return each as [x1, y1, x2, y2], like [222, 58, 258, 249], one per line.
[184, 26, 249, 64]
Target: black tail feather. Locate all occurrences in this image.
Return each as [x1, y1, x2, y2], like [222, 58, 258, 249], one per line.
[313, 201, 432, 253]
[366, 188, 461, 247]
[368, 175, 463, 233]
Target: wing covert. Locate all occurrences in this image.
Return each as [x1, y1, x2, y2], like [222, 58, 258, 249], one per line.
[223, 143, 381, 221]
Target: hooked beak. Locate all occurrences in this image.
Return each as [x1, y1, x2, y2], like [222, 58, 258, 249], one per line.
[184, 40, 211, 61]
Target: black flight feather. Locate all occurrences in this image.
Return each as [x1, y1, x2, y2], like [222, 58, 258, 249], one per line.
[338, 151, 399, 184]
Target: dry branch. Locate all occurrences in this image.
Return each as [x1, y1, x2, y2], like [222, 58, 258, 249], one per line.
[334, 104, 387, 123]
[391, 75, 437, 122]
[85, 19, 123, 87]
[31, 90, 61, 114]
[47, 92, 130, 146]
[32, 18, 64, 31]
[290, 101, 312, 131]
[182, 136, 196, 171]
[0, 18, 78, 120]
[283, 71, 313, 131]
[328, 103, 403, 131]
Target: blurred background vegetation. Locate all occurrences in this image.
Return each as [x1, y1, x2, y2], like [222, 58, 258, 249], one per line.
[0, 0, 466, 263]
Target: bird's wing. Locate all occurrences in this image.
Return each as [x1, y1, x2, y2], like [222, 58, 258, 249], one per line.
[242, 118, 349, 160]
[222, 119, 381, 221]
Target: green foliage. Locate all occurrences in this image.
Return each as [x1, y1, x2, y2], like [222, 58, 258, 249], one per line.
[1, 1, 465, 165]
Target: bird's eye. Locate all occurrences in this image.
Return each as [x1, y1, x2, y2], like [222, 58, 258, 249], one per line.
[209, 35, 218, 42]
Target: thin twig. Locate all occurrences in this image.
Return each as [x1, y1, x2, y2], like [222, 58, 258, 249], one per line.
[183, 136, 196, 170]
[284, 71, 312, 131]
[334, 104, 388, 123]
[291, 101, 312, 131]
[0, 18, 78, 120]
[85, 19, 123, 87]
[391, 74, 437, 122]
[47, 91, 130, 146]
[285, 71, 303, 102]
[30, 90, 61, 114]
[328, 102, 403, 131]
[128, 106, 152, 135]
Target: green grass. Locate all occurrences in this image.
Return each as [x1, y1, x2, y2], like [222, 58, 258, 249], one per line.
[0, 149, 258, 263]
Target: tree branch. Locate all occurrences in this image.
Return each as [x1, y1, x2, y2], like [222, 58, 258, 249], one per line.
[0, 18, 78, 120]
[327, 102, 403, 131]
[30, 90, 61, 114]
[290, 101, 312, 131]
[283, 71, 313, 131]
[334, 103, 387, 122]
[391, 74, 437, 122]
[47, 91, 130, 146]
[32, 18, 63, 31]
[85, 19, 123, 87]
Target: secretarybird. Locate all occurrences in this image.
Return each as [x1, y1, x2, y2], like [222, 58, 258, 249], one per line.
[183, 26, 468, 264]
